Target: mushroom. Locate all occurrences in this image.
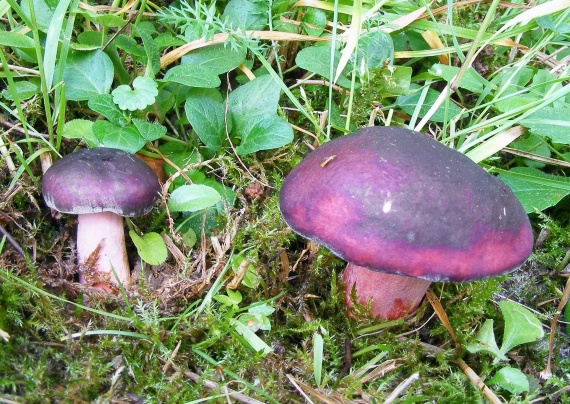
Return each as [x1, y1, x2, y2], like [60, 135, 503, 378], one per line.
[279, 126, 533, 320]
[42, 148, 161, 291]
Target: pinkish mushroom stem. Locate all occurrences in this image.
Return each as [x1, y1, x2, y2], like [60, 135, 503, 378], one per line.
[77, 212, 131, 291]
[343, 263, 431, 320]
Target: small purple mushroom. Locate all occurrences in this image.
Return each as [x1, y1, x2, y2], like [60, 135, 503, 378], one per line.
[279, 126, 533, 320]
[42, 148, 161, 292]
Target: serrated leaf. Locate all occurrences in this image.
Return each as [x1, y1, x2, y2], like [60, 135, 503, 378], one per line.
[129, 231, 168, 266]
[92, 121, 146, 153]
[132, 118, 167, 141]
[499, 300, 544, 356]
[296, 45, 353, 88]
[520, 107, 570, 144]
[497, 167, 570, 213]
[167, 184, 221, 212]
[62, 50, 114, 101]
[184, 96, 227, 152]
[61, 119, 98, 147]
[112, 76, 158, 111]
[488, 367, 530, 395]
[235, 114, 293, 155]
[88, 94, 127, 126]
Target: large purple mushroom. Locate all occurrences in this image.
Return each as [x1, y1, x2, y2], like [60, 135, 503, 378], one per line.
[42, 148, 161, 292]
[279, 126, 533, 320]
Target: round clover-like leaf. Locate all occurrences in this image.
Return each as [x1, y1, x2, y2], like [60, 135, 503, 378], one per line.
[112, 76, 158, 111]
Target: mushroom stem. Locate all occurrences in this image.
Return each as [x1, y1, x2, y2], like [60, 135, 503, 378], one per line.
[343, 263, 431, 320]
[77, 212, 131, 290]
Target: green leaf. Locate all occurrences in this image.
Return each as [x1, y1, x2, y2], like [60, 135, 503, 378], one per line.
[296, 45, 353, 88]
[214, 289, 242, 308]
[488, 367, 530, 395]
[162, 64, 221, 88]
[396, 86, 463, 122]
[248, 303, 275, 318]
[181, 44, 247, 75]
[0, 31, 35, 48]
[132, 119, 167, 141]
[184, 96, 227, 152]
[356, 31, 394, 71]
[88, 94, 127, 127]
[92, 121, 146, 153]
[497, 167, 570, 213]
[1, 80, 39, 101]
[313, 332, 324, 386]
[229, 318, 272, 355]
[61, 119, 98, 147]
[228, 74, 280, 130]
[520, 107, 570, 144]
[167, 184, 222, 212]
[62, 50, 114, 101]
[428, 63, 491, 93]
[134, 25, 160, 76]
[235, 114, 293, 155]
[238, 313, 269, 332]
[129, 231, 168, 266]
[112, 76, 158, 111]
[499, 300, 544, 356]
[302, 8, 327, 36]
[465, 319, 506, 361]
[222, 0, 268, 30]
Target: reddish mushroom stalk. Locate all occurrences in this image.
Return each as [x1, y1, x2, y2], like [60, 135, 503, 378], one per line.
[343, 264, 431, 320]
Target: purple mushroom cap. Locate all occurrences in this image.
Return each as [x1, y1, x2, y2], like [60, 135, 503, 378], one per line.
[42, 148, 161, 217]
[279, 126, 533, 282]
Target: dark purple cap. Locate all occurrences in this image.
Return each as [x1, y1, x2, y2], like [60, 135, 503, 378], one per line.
[42, 148, 161, 217]
[279, 126, 533, 282]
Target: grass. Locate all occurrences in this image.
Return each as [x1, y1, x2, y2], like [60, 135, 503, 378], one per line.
[1, 0, 570, 402]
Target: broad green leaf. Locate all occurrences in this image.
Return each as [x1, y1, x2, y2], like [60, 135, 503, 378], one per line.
[1, 80, 39, 101]
[134, 25, 160, 76]
[88, 94, 127, 127]
[396, 86, 463, 122]
[181, 43, 247, 75]
[248, 303, 275, 318]
[21, 0, 55, 31]
[162, 64, 221, 88]
[313, 332, 324, 386]
[302, 8, 327, 36]
[520, 107, 570, 144]
[356, 31, 394, 71]
[230, 318, 272, 355]
[167, 184, 221, 212]
[222, 0, 267, 30]
[61, 119, 98, 147]
[129, 231, 168, 266]
[0, 31, 35, 48]
[62, 50, 114, 101]
[235, 114, 293, 155]
[511, 133, 550, 168]
[184, 96, 227, 152]
[465, 319, 506, 360]
[488, 367, 530, 395]
[214, 289, 242, 308]
[368, 65, 412, 96]
[497, 167, 570, 212]
[296, 45, 353, 88]
[92, 121, 145, 153]
[428, 63, 491, 93]
[112, 76, 158, 111]
[228, 74, 281, 132]
[132, 119, 167, 141]
[499, 300, 544, 356]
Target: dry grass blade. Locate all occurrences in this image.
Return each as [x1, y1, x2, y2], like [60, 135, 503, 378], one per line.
[425, 289, 460, 350]
[541, 274, 570, 380]
[358, 359, 400, 384]
[502, 148, 570, 169]
[286, 374, 344, 404]
[383, 372, 419, 404]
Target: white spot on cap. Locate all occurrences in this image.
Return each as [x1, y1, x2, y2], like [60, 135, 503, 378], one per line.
[383, 199, 392, 213]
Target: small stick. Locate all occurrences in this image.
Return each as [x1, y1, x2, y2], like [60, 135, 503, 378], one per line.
[384, 372, 419, 404]
[0, 224, 25, 257]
